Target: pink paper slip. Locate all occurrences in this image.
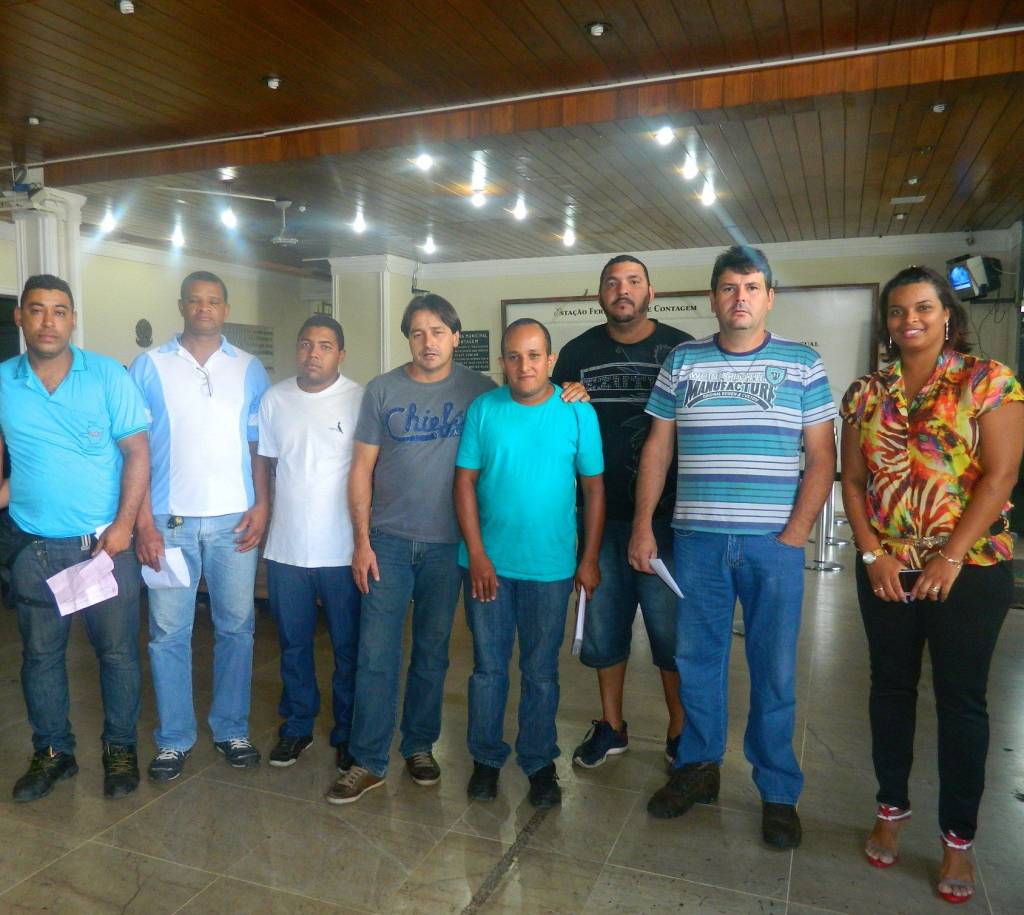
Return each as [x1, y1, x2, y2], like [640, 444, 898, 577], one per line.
[46, 551, 119, 616]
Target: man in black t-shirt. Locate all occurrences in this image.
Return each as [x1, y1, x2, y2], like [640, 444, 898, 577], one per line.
[553, 255, 692, 769]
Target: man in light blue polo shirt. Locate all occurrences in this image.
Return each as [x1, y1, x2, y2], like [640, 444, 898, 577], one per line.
[130, 271, 270, 780]
[0, 274, 150, 802]
[454, 318, 605, 808]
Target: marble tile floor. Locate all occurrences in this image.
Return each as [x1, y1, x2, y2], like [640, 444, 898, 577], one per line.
[0, 549, 1021, 914]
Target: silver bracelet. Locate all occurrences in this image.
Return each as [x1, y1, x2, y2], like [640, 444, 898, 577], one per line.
[937, 549, 964, 568]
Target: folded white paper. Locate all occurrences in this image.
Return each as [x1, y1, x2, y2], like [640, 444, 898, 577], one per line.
[650, 558, 684, 598]
[46, 550, 119, 616]
[571, 588, 587, 656]
[141, 547, 191, 590]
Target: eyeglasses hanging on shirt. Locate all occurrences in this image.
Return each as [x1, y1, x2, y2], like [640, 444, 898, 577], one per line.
[195, 364, 213, 397]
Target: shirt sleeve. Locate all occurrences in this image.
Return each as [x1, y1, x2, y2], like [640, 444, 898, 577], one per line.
[257, 392, 278, 458]
[645, 351, 678, 421]
[800, 354, 838, 427]
[245, 359, 272, 444]
[127, 353, 155, 423]
[353, 379, 385, 446]
[974, 360, 1024, 416]
[107, 361, 149, 439]
[455, 398, 483, 470]
[574, 402, 605, 476]
[840, 376, 873, 426]
[550, 342, 577, 386]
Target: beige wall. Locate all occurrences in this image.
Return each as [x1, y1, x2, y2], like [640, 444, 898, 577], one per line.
[333, 270, 383, 386]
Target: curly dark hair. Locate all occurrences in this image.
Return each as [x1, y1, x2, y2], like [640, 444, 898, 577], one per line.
[878, 265, 971, 358]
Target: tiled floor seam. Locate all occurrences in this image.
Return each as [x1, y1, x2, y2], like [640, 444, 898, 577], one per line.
[0, 835, 92, 900]
[575, 791, 643, 913]
[599, 861, 791, 906]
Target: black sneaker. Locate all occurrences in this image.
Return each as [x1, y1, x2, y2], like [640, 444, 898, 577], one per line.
[268, 735, 313, 768]
[572, 720, 628, 768]
[404, 751, 441, 786]
[12, 748, 79, 802]
[214, 737, 261, 768]
[102, 743, 139, 798]
[527, 763, 561, 808]
[647, 762, 720, 819]
[467, 762, 500, 801]
[148, 748, 190, 781]
[762, 802, 802, 849]
[335, 742, 354, 772]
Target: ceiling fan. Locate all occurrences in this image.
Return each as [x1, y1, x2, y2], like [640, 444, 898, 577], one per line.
[155, 184, 309, 246]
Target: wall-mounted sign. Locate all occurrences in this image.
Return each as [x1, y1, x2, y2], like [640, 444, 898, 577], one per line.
[223, 322, 274, 372]
[455, 329, 490, 373]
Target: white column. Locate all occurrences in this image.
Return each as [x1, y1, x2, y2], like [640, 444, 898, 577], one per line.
[11, 188, 87, 346]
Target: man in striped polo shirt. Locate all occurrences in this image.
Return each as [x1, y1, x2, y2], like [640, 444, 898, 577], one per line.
[629, 245, 836, 849]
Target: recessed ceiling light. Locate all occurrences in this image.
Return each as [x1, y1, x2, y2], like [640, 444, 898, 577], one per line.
[917, 145, 934, 155]
[470, 191, 487, 208]
[420, 235, 437, 255]
[895, 213, 907, 220]
[351, 209, 367, 233]
[219, 166, 237, 181]
[220, 207, 238, 229]
[587, 21, 610, 37]
[680, 154, 699, 181]
[171, 223, 185, 248]
[890, 195, 926, 205]
[511, 195, 527, 220]
[700, 179, 716, 206]
[655, 126, 674, 146]
[100, 209, 118, 233]
[932, 102, 946, 113]
[414, 153, 434, 171]
[265, 75, 282, 90]
[118, 1, 135, 14]
[25, 116, 42, 126]
[906, 176, 920, 185]
[563, 227, 576, 247]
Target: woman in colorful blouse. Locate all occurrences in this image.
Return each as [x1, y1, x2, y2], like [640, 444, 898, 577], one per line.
[840, 265, 1024, 905]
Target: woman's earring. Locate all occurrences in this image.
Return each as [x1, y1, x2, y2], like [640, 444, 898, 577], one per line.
[888, 336, 893, 348]
[945, 320, 949, 341]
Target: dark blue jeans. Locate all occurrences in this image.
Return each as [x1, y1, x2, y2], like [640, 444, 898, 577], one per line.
[464, 573, 574, 776]
[266, 560, 361, 746]
[348, 532, 462, 777]
[12, 534, 141, 754]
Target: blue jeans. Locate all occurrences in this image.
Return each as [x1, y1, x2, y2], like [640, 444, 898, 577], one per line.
[348, 532, 462, 777]
[673, 530, 805, 804]
[11, 533, 141, 754]
[464, 573, 574, 776]
[579, 518, 677, 671]
[266, 560, 361, 746]
[147, 513, 257, 750]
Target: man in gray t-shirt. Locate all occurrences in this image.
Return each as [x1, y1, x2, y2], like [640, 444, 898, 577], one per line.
[328, 294, 494, 805]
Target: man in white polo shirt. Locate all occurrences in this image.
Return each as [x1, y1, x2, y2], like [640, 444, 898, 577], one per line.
[257, 315, 363, 770]
[131, 271, 271, 780]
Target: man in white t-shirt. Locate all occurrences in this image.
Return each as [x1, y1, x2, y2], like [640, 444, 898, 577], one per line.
[257, 316, 364, 769]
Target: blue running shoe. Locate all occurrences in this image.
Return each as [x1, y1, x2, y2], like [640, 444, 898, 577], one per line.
[572, 719, 628, 768]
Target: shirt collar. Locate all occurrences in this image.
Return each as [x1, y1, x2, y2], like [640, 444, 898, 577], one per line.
[880, 348, 956, 393]
[14, 344, 85, 384]
[160, 334, 238, 358]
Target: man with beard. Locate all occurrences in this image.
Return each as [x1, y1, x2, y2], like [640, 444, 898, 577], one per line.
[553, 256, 691, 769]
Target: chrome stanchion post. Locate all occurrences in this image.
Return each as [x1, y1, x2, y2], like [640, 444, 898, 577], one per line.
[806, 498, 842, 572]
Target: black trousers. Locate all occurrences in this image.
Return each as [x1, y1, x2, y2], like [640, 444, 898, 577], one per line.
[855, 560, 1012, 839]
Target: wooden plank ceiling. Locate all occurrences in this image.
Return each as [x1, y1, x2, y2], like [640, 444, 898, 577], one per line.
[2, 1, 1024, 268]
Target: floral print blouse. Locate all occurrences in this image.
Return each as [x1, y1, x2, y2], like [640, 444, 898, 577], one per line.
[840, 350, 1023, 567]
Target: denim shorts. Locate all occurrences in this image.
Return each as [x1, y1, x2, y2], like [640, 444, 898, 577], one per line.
[578, 518, 677, 671]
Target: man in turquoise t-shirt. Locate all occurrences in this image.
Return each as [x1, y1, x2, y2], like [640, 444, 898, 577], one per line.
[454, 318, 605, 808]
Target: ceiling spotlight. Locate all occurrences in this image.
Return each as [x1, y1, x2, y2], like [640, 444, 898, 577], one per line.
[917, 145, 934, 155]
[100, 209, 118, 233]
[414, 153, 434, 171]
[218, 166, 237, 181]
[351, 209, 367, 233]
[265, 75, 282, 90]
[470, 191, 487, 208]
[906, 176, 920, 185]
[655, 126, 675, 146]
[700, 178, 716, 206]
[220, 206, 238, 229]
[25, 115, 42, 126]
[420, 235, 437, 255]
[563, 227, 576, 247]
[895, 213, 907, 220]
[587, 21, 610, 37]
[931, 102, 946, 113]
[681, 154, 699, 181]
[118, 0, 135, 14]
[171, 223, 185, 248]
[511, 195, 527, 221]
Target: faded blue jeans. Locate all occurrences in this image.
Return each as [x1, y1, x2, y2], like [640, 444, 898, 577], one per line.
[464, 573, 574, 777]
[672, 530, 805, 804]
[12, 533, 141, 754]
[347, 531, 462, 777]
[147, 512, 257, 750]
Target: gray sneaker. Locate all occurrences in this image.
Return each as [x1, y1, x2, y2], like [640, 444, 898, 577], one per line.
[148, 748, 190, 782]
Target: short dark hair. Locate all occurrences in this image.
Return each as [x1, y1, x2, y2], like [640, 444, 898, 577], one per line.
[21, 274, 74, 310]
[180, 270, 228, 303]
[298, 314, 345, 349]
[710, 245, 773, 292]
[599, 255, 651, 287]
[502, 317, 552, 355]
[400, 294, 461, 337]
[879, 265, 971, 356]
